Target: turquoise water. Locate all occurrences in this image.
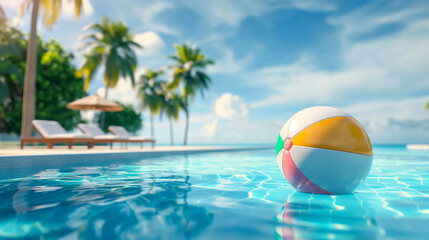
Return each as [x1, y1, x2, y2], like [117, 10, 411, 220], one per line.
[0, 146, 429, 239]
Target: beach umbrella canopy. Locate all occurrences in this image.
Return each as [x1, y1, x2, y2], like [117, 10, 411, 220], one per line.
[67, 94, 124, 112]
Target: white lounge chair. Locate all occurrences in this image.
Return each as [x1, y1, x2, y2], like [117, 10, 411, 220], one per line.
[21, 120, 93, 149]
[77, 123, 128, 149]
[108, 126, 155, 148]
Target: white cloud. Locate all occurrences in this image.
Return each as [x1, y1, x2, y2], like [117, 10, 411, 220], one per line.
[234, 1, 429, 143]
[249, 60, 390, 108]
[201, 120, 218, 137]
[344, 96, 429, 143]
[207, 49, 253, 74]
[96, 78, 138, 106]
[327, 0, 428, 42]
[215, 93, 248, 120]
[249, 2, 429, 109]
[196, 93, 254, 141]
[133, 1, 178, 36]
[181, 0, 335, 27]
[344, 19, 429, 78]
[344, 96, 429, 127]
[134, 31, 165, 56]
[0, 0, 20, 8]
[109, 0, 334, 37]
[288, 0, 335, 12]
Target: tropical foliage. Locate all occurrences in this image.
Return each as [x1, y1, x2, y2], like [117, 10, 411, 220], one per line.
[77, 17, 141, 128]
[425, 102, 429, 110]
[20, 0, 83, 28]
[0, 44, 23, 100]
[77, 17, 141, 92]
[137, 68, 165, 139]
[0, 27, 85, 133]
[97, 101, 142, 134]
[19, 0, 84, 137]
[168, 43, 214, 145]
[0, 27, 26, 132]
[1, 6, 216, 144]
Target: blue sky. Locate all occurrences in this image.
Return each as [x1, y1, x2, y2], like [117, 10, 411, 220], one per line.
[2, 0, 429, 144]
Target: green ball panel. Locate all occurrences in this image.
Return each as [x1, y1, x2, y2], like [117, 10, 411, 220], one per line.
[276, 134, 284, 156]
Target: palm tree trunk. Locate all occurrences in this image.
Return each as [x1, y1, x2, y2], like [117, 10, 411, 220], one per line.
[169, 118, 174, 146]
[183, 106, 189, 146]
[99, 87, 109, 129]
[150, 112, 154, 139]
[20, 0, 40, 138]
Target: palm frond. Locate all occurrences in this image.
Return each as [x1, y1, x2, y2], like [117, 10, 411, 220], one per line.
[72, 0, 83, 19]
[166, 43, 215, 103]
[19, 0, 32, 19]
[80, 52, 102, 91]
[78, 17, 140, 90]
[19, 0, 84, 28]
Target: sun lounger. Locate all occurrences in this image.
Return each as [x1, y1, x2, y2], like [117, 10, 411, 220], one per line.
[77, 123, 128, 149]
[21, 120, 93, 149]
[108, 126, 155, 148]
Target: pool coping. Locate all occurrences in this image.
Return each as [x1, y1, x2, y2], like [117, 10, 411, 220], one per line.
[406, 144, 429, 150]
[0, 146, 273, 170]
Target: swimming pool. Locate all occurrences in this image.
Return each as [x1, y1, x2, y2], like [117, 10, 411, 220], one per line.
[0, 146, 428, 239]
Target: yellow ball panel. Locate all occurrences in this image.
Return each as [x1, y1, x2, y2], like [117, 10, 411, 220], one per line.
[292, 116, 372, 156]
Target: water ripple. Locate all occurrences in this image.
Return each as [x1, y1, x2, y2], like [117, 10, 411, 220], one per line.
[0, 148, 428, 239]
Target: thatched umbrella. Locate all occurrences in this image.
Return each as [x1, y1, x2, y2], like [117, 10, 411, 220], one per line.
[67, 94, 123, 127]
[67, 94, 123, 112]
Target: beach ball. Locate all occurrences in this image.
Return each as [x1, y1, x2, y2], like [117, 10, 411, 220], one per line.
[276, 106, 373, 195]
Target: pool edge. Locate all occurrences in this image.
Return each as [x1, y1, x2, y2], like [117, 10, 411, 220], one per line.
[0, 146, 273, 170]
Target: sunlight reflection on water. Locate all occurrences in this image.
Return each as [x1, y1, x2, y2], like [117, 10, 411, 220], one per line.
[0, 146, 428, 239]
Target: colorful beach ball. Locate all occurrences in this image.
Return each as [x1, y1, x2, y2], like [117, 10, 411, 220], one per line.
[276, 106, 373, 195]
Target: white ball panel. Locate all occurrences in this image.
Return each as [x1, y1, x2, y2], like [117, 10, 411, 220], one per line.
[290, 145, 372, 194]
[276, 149, 286, 178]
[280, 117, 292, 140]
[287, 106, 350, 139]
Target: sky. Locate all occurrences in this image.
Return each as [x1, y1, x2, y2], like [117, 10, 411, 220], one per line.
[2, 0, 429, 145]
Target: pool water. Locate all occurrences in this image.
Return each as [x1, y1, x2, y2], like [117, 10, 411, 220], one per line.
[0, 146, 429, 239]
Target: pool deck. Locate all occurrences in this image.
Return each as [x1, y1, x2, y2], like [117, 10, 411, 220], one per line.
[0, 145, 269, 156]
[0, 145, 272, 170]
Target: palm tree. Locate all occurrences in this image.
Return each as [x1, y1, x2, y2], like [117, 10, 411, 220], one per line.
[19, 0, 83, 138]
[137, 68, 164, 140]
[0, 3, 7, 29]
[77, 17, 141, 128]
[161, 90, 183, 146]
[168, 43, 214, 146]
